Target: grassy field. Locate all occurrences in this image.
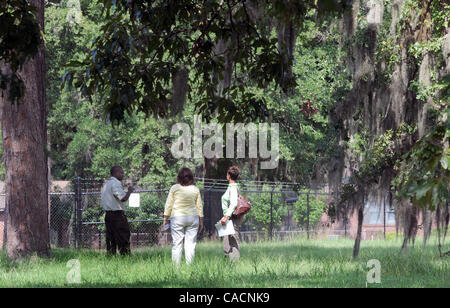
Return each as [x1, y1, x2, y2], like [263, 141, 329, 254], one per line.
[0, 237, 448, 288]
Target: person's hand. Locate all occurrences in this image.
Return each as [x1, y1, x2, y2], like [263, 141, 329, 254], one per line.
[127, 186, 135, 193]
[220, 216, 229, 226]
[198, 218, 203, 232]
[163, 216, 169, 226]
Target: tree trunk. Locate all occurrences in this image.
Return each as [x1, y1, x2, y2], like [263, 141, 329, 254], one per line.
[0, 0, 50, 259]
[422, 208, 433, 253]
[352, 204, 364, 259]
[401, 205, 419, 254]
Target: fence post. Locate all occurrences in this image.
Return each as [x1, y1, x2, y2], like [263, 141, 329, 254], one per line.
[72, 193, 77, 248]
[306, 191, 310, 240]
[73, 177, 82, 249]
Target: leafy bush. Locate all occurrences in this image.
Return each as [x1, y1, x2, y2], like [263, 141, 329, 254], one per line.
[243, 186, 288, 232]
[293, 192, 327, 229]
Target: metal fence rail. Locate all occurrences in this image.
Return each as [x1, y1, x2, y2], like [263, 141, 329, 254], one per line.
[65, 177, 332, 249]
[0, 177, 338, 250]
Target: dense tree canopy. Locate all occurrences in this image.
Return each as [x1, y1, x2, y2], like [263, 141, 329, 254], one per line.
[63, 0, 348, 123]
[40, 0, 349, 187]
[0, 0, 42, 102]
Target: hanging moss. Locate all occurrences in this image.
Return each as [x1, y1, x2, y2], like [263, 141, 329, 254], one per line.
[330, 0, 449, 256]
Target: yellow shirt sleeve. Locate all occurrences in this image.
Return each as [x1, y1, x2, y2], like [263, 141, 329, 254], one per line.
[164, 185, 176, 217]
[196, 188, 203, 218]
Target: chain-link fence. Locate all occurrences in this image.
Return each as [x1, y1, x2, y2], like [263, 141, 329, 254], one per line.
[50, 192, 76, 248]
[5, 177, 385, 250]
[66, 178, 169, 249]
[58, 177, 339, 249]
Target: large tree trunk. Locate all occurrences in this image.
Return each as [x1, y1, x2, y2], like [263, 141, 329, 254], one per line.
[0, 0, 50, 259]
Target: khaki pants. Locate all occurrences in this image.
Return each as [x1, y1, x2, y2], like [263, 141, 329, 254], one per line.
[223, 215, 243, 261]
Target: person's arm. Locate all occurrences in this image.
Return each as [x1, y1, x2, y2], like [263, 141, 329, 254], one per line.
[221, 185, 238, 225]
[112, 181, 133, 202]
[163, 186, 175, 224]
[198, 216, 203, 232]
[196, 188, 204, 218]
[120, 186, 135, 202]
[196, 189, 204, 231]
[163, 215, 170, 226]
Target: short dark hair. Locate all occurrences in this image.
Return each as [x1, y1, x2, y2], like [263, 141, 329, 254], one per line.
[227, 166, 239, 181]
[177, 167, 194, 186]
[110, 166, 122, 176]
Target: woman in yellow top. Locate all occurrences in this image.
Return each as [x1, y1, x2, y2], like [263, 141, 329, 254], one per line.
[163, 167, 203, 265]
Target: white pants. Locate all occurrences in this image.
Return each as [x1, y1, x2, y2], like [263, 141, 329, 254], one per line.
[170, 215, 199, 266]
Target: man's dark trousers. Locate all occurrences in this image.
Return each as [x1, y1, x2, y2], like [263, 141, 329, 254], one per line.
[105, 211, 131, 255]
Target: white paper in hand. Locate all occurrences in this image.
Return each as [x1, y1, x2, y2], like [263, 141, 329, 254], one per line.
[215, 220, 235, 237]
[128, 193, 140, 208]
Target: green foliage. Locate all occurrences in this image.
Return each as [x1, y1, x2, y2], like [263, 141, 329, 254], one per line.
[51, 101, 180, 185]
[293, 192, 327, 228]
[62, 0, 350, 124]
[46, 2, 183, 184]
[332, 123, 416, 224]
[41, 2, 351, 188]
[409, 37, 445, 61]
[393, 101, 449, 211]
[0, 1, 41, 70]
[0, 0, 42, 102]
[392, 0, 450, 212]
[404, 0, 449, 101]
[126, 193, 165, 222]
[65, 0, 285, 123]
[374, 1, 400, 84]
[0, 0, 362, 193]
[267, 12, 350, 184]
[244, 186, 288, 232]
[346, 123, 416, 186]
[397, 0, 421, 32]
[430, 0, 450, 35]
[337, 0, 448, 214]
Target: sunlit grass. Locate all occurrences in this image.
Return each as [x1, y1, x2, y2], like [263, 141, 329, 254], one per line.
[0, 237, 448, 287]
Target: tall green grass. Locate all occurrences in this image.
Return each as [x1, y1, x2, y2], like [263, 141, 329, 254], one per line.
[0, 237, 448, 287]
